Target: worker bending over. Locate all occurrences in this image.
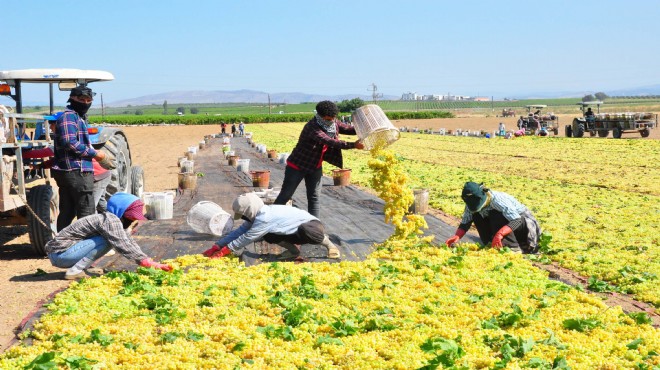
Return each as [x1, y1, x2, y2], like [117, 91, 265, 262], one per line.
[203, 193, 340, 260]
[46, 192, 172, 280]
[446, 182, 541, 254]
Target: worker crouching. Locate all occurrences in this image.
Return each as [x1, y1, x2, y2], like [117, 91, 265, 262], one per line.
[203, 193, 340, 261]
[446, 182, 541, 254]
[46, 192, 173, 280]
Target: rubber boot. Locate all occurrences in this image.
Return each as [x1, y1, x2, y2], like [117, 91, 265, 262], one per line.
[320, 235, 340, 259]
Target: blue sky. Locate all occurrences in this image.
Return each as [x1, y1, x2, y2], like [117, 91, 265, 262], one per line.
[3, 0, 660, 105]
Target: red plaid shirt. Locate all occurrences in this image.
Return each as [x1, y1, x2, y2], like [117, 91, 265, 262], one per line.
[287, 118, 358, 172]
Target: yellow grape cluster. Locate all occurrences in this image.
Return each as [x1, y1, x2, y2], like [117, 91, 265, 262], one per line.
[2, 249, 659, 369]
[366, 146, 428, 243]
[244, 125, 660, 308]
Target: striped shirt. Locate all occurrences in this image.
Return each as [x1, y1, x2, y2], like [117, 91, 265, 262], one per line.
[45, 213, 148, 263]
[460, 190, 528, 228]
[53, 108, 96, 172]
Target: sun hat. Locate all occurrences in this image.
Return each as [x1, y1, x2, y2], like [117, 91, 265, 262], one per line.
[461, 182, 488, 212]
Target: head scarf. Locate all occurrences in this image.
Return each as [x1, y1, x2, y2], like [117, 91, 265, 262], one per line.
[315, 114, 337, 136]
[232, 193, 264, 221]
[107, 192, 146, 220]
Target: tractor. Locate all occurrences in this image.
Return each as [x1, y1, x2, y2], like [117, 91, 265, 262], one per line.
[520, 105, 559, 136]
[0, 68, 144, 255]
[565, 101, 657, 139]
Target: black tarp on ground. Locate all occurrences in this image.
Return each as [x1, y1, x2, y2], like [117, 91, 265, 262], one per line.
[96, 134, 478, 270]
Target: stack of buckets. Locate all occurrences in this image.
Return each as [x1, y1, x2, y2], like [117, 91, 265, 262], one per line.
[179, 154, 196, 189]
[186, 201, 233, 236]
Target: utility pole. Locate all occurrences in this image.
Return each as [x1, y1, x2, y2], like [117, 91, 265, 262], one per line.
[368, 83, 383, 103]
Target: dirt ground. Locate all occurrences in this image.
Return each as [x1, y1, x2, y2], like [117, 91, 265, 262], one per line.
[1, 115, 658, 352]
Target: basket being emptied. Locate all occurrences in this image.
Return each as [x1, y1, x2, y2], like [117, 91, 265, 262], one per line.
[352, 104, 400, 150]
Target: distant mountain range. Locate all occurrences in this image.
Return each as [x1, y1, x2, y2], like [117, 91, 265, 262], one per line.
[108, 89, 399, 107]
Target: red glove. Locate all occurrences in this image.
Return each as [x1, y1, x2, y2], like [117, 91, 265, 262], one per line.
[203, 245, 232, 258]
[445, 228, 466, 247]
[139, 258, 173, 272]
[491, 225, 513, 249]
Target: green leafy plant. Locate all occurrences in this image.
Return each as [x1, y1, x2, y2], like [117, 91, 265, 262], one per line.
[562, 317, 602, 332]
[419, 337, 466, 369]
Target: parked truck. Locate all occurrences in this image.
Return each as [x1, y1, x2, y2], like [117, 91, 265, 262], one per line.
[565, 101, 657, 138]
[0, 69, 144, 255]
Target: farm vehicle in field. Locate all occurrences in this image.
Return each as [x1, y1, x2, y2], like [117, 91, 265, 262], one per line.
[520, 105, 559, 136]
[501, 108, 515, 117]
[0, 69, 145, 255]
[565, 101, 657, 139]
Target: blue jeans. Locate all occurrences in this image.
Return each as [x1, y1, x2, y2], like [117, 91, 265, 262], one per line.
[274, 166, 323, 217]
[48, 236, 112, 268]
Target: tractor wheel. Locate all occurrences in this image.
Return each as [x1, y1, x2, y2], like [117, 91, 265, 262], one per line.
[565, 125, 572, 137]
[589, 130, 597, 137]
[598, 130, 609, 138]
[130, 166, 145, 198]
[102, 133, 132, 198]
[640, 128, 650, 138]
[574, 124, 585, 138]
[26, 185, 58, 256]
[613, 127, 622, 139]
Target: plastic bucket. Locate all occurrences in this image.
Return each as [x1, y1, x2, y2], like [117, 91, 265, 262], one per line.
[332, 168, 351, 186]
[250, 170, 270, 188]
[237, 158, 250, 173]
[352, 104, 400, 150]
[222, 137, 231, 144]
[143, 192, 174, 220]
[186, 201, 234, 236]
[408, 188, 429, 215]
[185, 151, 195, 160]
[178, 172, 197, 189]
[228, 155, 239, 167]
[278, 153, 289, 164]
[222, 145, 231, 153]
[180, 160, 194, 173]
[177, 156, 186, 167]
[267, 149, 278, 159]
[199, 141, 206, 150]
[225, 150, 235, 159]
[188, 146, 198, 154]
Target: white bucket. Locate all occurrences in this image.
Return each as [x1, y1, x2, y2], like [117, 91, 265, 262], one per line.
[352, 104, 400, 150]
[225, 150, 235, 159]
[278, 152, 289, 164]
[222, 137, 231, 144]
[256, 144, 267, 153]
[143, 192, 174, 220]
[188, 146, 198, 154]
[237, 158, 250, 173]
[186, 201, 234, 236]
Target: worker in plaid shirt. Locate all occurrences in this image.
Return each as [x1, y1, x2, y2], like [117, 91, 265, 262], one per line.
[274, 101, 364, 217]
[52, 86, 110, 231]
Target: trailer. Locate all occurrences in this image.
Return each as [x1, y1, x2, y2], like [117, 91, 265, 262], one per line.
[0, 69, 144, 255]
[566, 101, 657, 138]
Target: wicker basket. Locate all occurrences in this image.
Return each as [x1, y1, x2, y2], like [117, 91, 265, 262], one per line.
[352, 104, 400, 150]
